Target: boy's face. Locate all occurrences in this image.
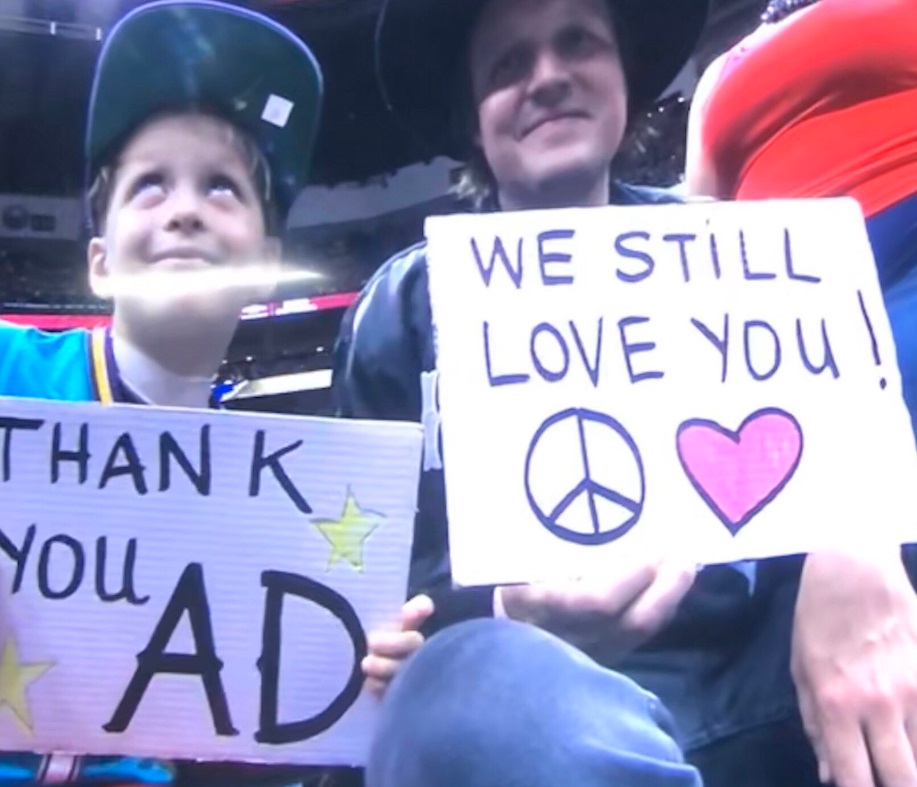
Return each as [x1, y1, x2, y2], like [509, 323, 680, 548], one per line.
[88, 112, 278, 332]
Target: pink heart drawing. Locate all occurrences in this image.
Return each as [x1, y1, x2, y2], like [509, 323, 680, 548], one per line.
[676, 408, 803, 535]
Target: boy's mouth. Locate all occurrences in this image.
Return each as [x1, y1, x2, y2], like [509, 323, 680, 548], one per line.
[148, 247, 219, 265]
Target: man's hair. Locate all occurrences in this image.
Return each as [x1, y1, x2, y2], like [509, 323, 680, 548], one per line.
[761, 0, 819, 24]
[87, 108, 278, 235]
[450, 0, 635, 210]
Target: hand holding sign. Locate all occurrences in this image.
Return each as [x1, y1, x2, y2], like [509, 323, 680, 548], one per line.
[424, 198, 917, 585]
[500, 555, 697, 662]
[362, 594, 434, 697]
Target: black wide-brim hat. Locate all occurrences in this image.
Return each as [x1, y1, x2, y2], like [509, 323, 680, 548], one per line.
[375, 0, 709, 162]
[86, 0, 323, 225]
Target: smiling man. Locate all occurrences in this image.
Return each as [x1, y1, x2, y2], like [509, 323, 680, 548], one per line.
[332, 0, 718, 785]
[463, 0, 630, 211]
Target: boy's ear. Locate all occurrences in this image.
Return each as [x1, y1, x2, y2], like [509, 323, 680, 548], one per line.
[87, 236, 113, 299]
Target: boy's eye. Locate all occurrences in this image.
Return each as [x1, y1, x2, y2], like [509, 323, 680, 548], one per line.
[208, 173, 243, 198]
[129, 172, 165, 200]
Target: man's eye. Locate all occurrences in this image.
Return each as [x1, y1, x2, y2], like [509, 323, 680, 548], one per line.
[491, 48, 529, 84]
[558, 27, 601, 57]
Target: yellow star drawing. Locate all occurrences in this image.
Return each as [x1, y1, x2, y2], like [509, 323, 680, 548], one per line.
[312, 488, 384, 571]
[0, 636, 53, 734]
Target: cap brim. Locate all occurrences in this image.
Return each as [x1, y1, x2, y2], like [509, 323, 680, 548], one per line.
[375, 0, 708, 162]
[87, 0, 323, 218]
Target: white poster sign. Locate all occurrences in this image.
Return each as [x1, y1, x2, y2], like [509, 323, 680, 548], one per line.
[425, 198, 917, 586]
[0, 398, 422, 766]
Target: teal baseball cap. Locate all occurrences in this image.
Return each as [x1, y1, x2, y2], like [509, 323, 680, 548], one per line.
[85, 0, 323, 225]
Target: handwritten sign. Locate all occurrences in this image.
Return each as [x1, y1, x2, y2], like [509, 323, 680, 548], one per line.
[424, 198, 917, 586]
[0, 398, 422, 766]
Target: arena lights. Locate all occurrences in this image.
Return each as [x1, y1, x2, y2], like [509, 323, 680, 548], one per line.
[0, 15, 102, 41]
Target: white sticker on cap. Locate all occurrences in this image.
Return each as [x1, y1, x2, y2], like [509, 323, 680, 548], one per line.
[262, 94, 294, 128]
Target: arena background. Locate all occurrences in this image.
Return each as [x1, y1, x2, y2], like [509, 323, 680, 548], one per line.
[0, 0, 763, 414]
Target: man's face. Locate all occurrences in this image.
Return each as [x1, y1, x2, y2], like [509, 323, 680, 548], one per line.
[88, 112, 277, 331]
[468, 0, 628, 204]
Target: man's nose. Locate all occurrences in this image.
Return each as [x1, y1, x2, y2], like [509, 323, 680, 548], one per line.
[528, 49, 572, 106]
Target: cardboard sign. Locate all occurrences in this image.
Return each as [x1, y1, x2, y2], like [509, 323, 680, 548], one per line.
[0, 398, 422, 766]
[424, 198, 917, 586]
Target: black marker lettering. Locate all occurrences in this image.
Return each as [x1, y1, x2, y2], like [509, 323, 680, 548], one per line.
[249, 432, 312, 514]
[51, 423, 90, 484]
[98, 433, 148, 495]
[0, 524, 36, 593]
[96, 537, 150, 605]
[159, 427, 211, 495]
[0, 417, 43, 482]
[37, 534, 85, 600]
[105, 562, 237, 736]
[256, 571, 366, 744]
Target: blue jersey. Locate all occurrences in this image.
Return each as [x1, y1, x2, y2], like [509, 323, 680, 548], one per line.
[0, 321, 149, 405]
[0, 321, 173, 786]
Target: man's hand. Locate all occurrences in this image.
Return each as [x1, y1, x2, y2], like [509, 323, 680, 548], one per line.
[499, 555, 696, 663]
[362, 594, 434, 697]
[792, 548, 917, 787]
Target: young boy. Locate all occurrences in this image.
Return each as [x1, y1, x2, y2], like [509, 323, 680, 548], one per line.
[0, 0, 320, 410]
[0, 2, 426, 785]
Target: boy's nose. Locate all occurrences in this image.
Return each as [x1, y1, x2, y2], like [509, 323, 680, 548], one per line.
[165, 189, 206, 233]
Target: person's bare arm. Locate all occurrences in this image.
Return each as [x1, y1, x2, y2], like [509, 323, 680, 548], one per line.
[684, 52, 728, 199]
[793, 547, 917, 787]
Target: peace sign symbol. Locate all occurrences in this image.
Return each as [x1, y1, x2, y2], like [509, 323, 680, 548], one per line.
[524, 408, 645, 545]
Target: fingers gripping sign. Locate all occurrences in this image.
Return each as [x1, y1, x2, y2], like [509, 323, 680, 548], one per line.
[362, 595, 434, 698]
[499, 555, 697, 660]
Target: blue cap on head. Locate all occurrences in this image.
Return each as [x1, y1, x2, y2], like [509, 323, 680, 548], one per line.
[86, 0, 323, 229]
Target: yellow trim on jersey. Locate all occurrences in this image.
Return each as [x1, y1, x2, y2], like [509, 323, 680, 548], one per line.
[91, 328, 114, 405]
